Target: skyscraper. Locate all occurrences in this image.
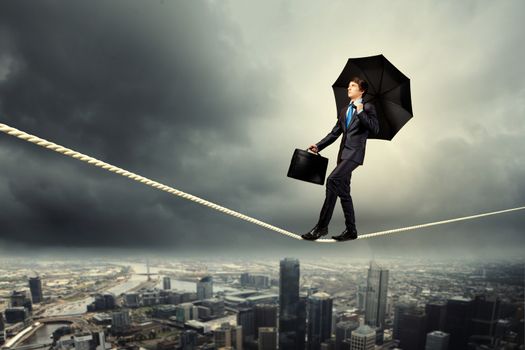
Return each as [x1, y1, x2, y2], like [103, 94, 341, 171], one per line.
[470, 295, 500, 340]
[393, 300, 415, 340]
[425, 302, 446, 334]
[163, 276, 171, 290]
[197, 276, 213, 300]
[111, 309, 131, 333]
[0, 312, 5, 345]
[364, 261, 389, 331]
[444, 297, 474, 350]
[10, 290, 32, 311]
[258, 327, 277, 350]
[214, 322, 243, 350]
[214, 324, 231, 348]
[237, 307, 255, 345]
[396, 305, 427, 350]
[279, 257, 305, 350]
[254, 304, 277, 339]
[307, 292, 333, 350]
[357, 286, 367, 311]
[28, 277, 43, 304]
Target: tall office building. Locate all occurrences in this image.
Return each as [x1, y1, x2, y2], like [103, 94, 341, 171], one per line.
[393, 300, 415, 339]
[357, 286, 367, 311]
[254, 304, 277, 338]
[111, 309, 131, 333]
[258, 327, 277, 350]
[0, 312, 4, 345]
[425, 302, 446, 333]
[279, 258, 305, 350]
[103, 293, 116, 309]
[444, 297, 474, 350]
[163, 276, 171, 290]
[214, 322, 243, 350]
[237, 307, 255, 345]
[470, 295, 500, 340]
[4, 307, 27, 323]
[28, 277, 43, 304]
[214, 325, 231, 348]
[197, 276, 213, 300]
[199, 298, 224, 317]
[10, 290, 32, 311]
[396, 306, 427, 350]
[307, 292, 333, 350]
[349, 324, 376, 350]
[176, 303, 197, 323]
[425, 330, 450, 350]
[364, 261, 388, 330]
[331, 308, 337, 336]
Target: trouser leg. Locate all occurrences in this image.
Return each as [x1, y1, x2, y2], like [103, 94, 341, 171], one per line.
[317, 159, 360, 228]
[339, 166, 358, 229]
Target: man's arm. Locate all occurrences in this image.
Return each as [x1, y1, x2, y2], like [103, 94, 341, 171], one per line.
[315, 119, 342, 152]
[356, 103, 380, 136]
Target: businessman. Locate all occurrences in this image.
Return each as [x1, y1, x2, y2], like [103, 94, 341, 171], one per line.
[302, 77, 379, 241]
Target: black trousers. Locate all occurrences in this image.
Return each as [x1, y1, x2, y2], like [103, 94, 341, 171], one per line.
[317, 158, 360, 229]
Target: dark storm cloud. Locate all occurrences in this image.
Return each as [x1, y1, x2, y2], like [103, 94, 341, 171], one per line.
[0, 0, 524, 258]
[0, 0, 285, 250]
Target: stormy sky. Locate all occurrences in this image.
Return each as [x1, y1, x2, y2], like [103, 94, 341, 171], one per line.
[0, 0, 523, 259]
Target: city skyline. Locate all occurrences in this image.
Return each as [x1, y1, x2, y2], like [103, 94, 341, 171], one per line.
[0, 255, 522, 349]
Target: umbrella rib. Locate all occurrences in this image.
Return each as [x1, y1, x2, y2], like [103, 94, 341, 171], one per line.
[379, 81, 408, 99]
[1, 122, 522, 244]
[377, 99, 394, 139]
[379, 56, 385, 93]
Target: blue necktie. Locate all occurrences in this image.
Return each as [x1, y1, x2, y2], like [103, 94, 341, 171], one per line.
[346, 103, 355, 128]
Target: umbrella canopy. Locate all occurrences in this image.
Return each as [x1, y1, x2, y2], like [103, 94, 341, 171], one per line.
[332, 54, 413, 140]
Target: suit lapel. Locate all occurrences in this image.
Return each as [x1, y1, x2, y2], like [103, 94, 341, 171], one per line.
[340, 103, 360, 132]
[347, 107, 359, 130]
[339, 106, 347, 131]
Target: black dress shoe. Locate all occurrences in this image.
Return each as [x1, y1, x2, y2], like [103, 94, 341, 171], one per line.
[301, 225, 329, 241]
[332, 227, 358, 241]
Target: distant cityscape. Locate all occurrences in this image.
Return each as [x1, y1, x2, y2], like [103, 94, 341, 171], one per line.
[0, 256, 523, 350]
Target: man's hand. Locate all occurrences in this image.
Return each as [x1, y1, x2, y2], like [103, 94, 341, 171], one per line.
[308, 144, 319, 153]
[355, 102, 363, 113]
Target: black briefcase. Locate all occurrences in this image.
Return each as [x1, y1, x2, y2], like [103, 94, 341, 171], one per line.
[287, 148, 329, 185]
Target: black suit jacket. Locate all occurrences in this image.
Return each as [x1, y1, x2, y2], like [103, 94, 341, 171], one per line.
[315, 102, 379, 165]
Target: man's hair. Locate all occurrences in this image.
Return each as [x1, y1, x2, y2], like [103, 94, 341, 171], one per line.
[350, 76, 369, 97]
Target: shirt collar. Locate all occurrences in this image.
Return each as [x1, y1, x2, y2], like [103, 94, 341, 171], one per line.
[349, 98, 362, 106]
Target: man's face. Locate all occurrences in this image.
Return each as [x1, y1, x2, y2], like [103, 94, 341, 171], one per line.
[347, 81, 363, 100]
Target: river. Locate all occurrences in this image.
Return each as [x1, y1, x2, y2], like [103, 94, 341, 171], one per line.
[41, 262, 235, 317]
[21, 323, 70, 346]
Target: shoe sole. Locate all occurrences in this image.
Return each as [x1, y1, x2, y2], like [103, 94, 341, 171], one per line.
[302, 233, 328, 241]
[332, 236, 358, 241]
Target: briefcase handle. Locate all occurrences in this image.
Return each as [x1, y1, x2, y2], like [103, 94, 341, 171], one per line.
[306, 148, 322, 156]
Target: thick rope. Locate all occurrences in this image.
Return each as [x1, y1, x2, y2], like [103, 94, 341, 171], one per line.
[1, 122, 524, 243]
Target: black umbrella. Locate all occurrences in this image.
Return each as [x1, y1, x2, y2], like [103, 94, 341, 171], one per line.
[332, 54, 413, 140]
